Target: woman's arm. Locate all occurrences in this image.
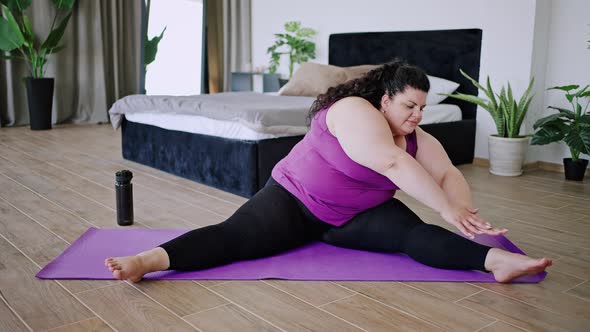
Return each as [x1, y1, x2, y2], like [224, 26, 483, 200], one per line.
[327, 98, 506, 237]
[327, 97, 452, 216]
[413, 127, 471, 205]
[414, 127, 507, 236]
[440, 167, 473, 207]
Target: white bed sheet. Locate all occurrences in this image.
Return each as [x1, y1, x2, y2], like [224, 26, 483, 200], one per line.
[125, 104, 462, 140]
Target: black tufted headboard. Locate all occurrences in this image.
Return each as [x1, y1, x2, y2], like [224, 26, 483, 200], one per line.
[329, 29, 482, 120]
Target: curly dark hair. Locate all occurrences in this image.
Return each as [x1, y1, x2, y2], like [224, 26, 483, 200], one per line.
[308, 59, 430, 122]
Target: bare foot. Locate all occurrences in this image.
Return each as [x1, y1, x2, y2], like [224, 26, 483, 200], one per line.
[485, 248, 553, 283]
[105, 256, 147, 283]
[105, 247, 170, 283]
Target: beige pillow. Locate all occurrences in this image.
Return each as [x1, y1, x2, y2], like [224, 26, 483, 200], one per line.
[278, 62, 347, 97]
[342, 64, 379, 81]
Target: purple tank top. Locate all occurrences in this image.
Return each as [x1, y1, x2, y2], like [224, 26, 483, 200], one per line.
[272, 105, 418, 226]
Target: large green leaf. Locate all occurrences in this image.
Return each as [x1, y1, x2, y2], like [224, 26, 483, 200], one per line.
[459, 69, 495, 101]
[21, 14, 33, 46]
[575, 85, 589, 97]
[442, 93, 490, 111]
[40, 11, 72, 51]
[564, 125, 590, 155]
[548, 106, 575, 117]
[144, 27, 166, 66]
[515, 94, 533, 133]
[2, 0, 31, 12]
[517, 77, 535, 112]
[52, 0, 75, 10]
[548, 85, 579, 92]
[0, 4, 24, 51]
[46, 44, 65, 54]
[485, 76, 498, 110]
[580, 114, 590, 125]
[533, 113, 568, 129]
[531, 121, 567, 145]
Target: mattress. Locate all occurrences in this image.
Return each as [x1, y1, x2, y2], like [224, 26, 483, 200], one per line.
[124, 104, 461, 140]
[108, 92, 315, 134]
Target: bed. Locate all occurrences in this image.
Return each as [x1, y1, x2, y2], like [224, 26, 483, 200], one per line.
[115, 29, 482, 198]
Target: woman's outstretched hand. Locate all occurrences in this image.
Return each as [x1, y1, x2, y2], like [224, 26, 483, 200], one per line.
[440, 204, 508, 239]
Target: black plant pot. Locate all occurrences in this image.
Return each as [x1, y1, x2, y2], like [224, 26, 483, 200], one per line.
[25, 77, 54, 130]
[563, 158, 588, 181]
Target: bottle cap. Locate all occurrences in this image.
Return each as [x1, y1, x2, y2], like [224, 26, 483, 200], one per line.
[115, 170, 133, 184]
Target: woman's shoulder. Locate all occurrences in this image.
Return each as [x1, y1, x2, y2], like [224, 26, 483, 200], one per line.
[328, 97, 378, 120]
[326, 97, 384, 137]
[331, 96, 373, 109]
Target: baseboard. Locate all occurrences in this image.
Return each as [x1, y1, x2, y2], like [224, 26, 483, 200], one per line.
[473, 158, 590, 175]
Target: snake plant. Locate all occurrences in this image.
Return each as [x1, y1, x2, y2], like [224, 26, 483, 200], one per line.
[443, 69, 535, 138]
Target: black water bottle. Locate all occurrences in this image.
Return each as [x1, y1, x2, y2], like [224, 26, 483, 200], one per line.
[115, 170, 134, 226]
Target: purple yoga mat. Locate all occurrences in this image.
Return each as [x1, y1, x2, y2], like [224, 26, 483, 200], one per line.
[36, 227, 546, 283]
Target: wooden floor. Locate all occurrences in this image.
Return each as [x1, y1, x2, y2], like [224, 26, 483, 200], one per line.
[0, 124, 589, 332]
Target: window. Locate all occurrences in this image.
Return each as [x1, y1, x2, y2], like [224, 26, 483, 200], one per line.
[144, 0, 203, 95]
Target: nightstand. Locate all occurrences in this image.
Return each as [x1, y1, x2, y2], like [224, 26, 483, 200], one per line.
[231, 72, 280, 92]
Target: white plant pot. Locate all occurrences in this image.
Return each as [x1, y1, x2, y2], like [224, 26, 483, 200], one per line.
[488, 135, 530, 176]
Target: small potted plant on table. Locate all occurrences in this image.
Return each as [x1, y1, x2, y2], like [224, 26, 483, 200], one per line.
[266, 21, 317, 87]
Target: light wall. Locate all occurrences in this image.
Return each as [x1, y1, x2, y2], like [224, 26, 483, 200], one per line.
[251, 0, 589, 166]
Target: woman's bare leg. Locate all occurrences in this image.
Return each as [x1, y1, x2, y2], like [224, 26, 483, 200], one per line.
[484, 248, 552, 282]
[105, 247, 170, 283]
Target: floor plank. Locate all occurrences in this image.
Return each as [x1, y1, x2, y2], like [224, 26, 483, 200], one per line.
[337, 281, 495, 331]
[473, 271, 589, 319]
[212, 281, 364, 331]
[478, 320, 526, 332]
[566, 281, 590, 301]
[400, 282, 483, 301]
[46, 317, 114, 332]
[131, 280, 228, 317]
[0, 235, 95, 331]
[320, 294, 440, 331]
[263, 280, 356, 307]
[76, 283, 198, 332]
[185, 304, 281, 332]
[457, 290, 590, 331]
[0, 294, 30, 332]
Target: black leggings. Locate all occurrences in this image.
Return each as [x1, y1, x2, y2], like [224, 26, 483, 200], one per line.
[159, 179, 491, 272]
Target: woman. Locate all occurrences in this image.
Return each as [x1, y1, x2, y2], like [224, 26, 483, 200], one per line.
[106, 60, 552, 283]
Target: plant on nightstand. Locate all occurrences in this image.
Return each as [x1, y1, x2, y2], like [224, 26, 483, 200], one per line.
[443, 70, 535, 176]
[266, 21, 317, 87]
[531, 84, 590, 181]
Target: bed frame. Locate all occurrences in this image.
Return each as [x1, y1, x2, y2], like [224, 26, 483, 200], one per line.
[122, 29, 482, 198]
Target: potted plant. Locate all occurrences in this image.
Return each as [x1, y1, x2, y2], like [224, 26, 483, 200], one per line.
[444, 70, 535, 176]
[266, 21, 317, 87]
[0, 0, 75, 130]
[531, 85, 590, 181]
